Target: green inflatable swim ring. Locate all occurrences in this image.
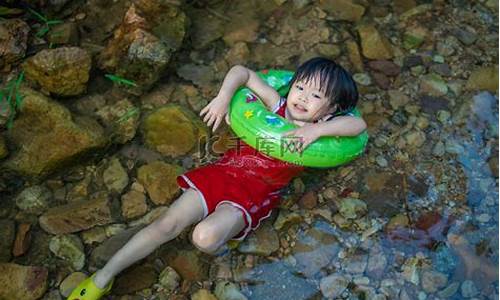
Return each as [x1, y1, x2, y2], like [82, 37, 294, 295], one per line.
[228, 69, 368, 168]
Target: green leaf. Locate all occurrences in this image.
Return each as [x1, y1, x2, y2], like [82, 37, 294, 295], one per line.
[36, 26, 50, 37]
[27, 7, 47, 22]
[105, 74, 138, 87]
[117, 107, 140, 123]
[46, 20, 63, 25]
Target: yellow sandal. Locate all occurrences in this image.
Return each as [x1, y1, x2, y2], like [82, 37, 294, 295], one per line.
[67, 273, 114, 300]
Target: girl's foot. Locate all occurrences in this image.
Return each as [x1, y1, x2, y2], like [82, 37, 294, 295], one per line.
[67, 273, 114, 300]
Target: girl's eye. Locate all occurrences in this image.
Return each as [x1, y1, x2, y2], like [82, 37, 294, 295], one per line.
[313, 94, 321, 99]
[295, 85, 303, 91]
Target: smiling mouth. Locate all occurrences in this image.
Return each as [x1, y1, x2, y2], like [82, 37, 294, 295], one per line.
[294, 104, 308, 112]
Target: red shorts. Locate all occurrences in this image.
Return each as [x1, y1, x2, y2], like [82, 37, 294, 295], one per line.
[177, 163, 283, 240]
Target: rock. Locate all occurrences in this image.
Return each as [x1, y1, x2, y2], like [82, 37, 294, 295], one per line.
[103, 158, 129, 194]
[357, 24, 393, 60]
[375, 155, 388, 167]
[460, 280, 479, 298]
[343, 251, 368, 274]
[13, 223, 31, 257]
[95, 99, 140, 144]
[437, 281, 459, 298]
[223, 13, 259, 46]
[420, 74, 448, 96]
[177, 64, 215, 88]
[366, 251, 387, 277]
[3, 88, 107, 178]
[47, 22, 79, 46]
[59, 272, 87, 297]
[404, 130, 426, 149]
[39, 193, 112, 234]
[337, 197, 367, 219]
[90, 226, 141, 268]
[298, 191, 318, 209]
[15, 185, 52, 215]
[214, 281, 248, 300]
[238, 221, 280, 256]
[0, 220, 15, 262]
[225, 42, 251, 66]
[319, 274, 349, 299]
[393, 0, 416, 14]
[113, 264, 157, 295]
[399, 4, 432, 21]
[421, 270, 448, 293]
[432, 141, 445, 157]
[429, 63, 452, 77]
[0, 136, 7, 159]
[273, 210, 302, 230]
[367, 60, 400, 77]
[403, 25, 428, 49]
[192, 289, 218, 300]
[23, 47, 91, 96]
[158, 266, 180, 293]
[436, 36, 461, 57]
[0, 19, 30, 69]
[318, 0, 365, 22]
[121, 188, 148, 220]
[98, 2, 187, 94]
[142, 105, 208, 157]
[353, 73, 372, 86]
[164, 249, 209, 281]
[450, 28, 477, 45]
[466, 66, 499, 92]
[388, 90, 410, 110]
[189, 9, 224, 49]
[49, 234, 85, 270]
[346, 40, 364, 73]
[371, 71, 391, 89]
[0, 263, 48, 300]
[292, 222, 340, 277]
[137, 161, 180, 205]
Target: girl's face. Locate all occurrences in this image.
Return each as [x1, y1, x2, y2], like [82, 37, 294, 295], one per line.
[286, 76, 335, 122]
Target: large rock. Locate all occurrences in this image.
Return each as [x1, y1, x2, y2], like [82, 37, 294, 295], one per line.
[95, 99, 140, 144]
[0, 220, 15, 262]
[357, 24, 393, 60]
[163, 249, 209, 281]
[39, 193, 113, 234]
[23, 47, 91, 96]
[466, 66, 499, 92]
[318, 0, 365, 22]
[142, 105, 208, 157]
[0, 263, 48, 300]
[0, 19, 30, 69]
[237, 220, 280, 256]
[99, 1, 187, 94]
[137, 161, 181, 205]
[3, 88, 108, 178]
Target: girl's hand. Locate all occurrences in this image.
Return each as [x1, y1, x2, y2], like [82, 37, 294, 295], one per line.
[200, 95, 231, 132]
[281, 124, 322, 152]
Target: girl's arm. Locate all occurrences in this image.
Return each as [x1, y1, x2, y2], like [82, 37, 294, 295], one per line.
[283, 116, 367, 151]
[200, 65, 280, 132]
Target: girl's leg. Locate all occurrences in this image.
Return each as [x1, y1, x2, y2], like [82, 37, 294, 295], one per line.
[191, 203, 247, 254]
[93, 188, 204, 288]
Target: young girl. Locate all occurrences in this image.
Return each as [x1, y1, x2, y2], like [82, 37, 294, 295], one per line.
[68, 57, 367, 299]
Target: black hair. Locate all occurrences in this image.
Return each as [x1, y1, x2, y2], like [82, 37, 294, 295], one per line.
[289, 57, 359, 114]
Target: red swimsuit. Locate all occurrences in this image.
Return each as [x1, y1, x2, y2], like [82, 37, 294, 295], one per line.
[177, 98, 304, 239]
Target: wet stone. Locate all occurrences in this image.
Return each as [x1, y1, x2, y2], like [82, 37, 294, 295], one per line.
[238, 221, 279, 256]
[13, 223, 31, 257]
[450, 28, 477, 45]
[421, 270, 448, 293]
[367, 60, 400, 76]
[15, 185, 52, 215]
[0, 220, 15, 262]
[103, 157, 129, 194]
[318, 0, 365, 22]
[49, 234, 85, 270]
[137, 161, 180, 206]
[429, 63, 452, 77]
[192, 289, 218, 300]
[371, 71, 391, 89]
[0, 19, 30, 69]
[320, 274, 350, 299]
[121, 189, 148, 220]
[214, 281, 247, 300]
[357, 24, 393, 60]
[90, 226, 141, 268]
[460, 280, 479, 298]
[113, 264, 157, 295]
[0, 263, 48, 300]
[437, 281, 460, 298]
[342, 251, 368, 274]
[338, 197, 368, 219]
[158, 266, 180, 293]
